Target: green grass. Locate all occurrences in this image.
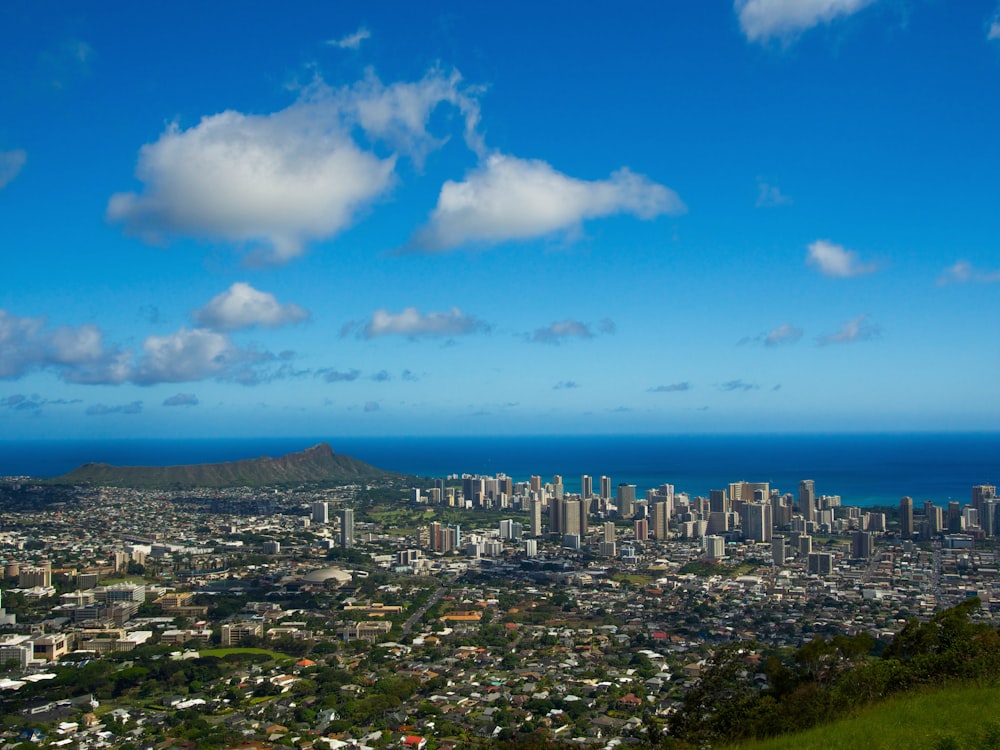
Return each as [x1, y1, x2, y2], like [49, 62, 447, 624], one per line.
[199, 647, 287, 661]
[723, 683, 1000, 750]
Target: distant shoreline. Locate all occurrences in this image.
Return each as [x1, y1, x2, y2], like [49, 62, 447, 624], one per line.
[2, 433, 997, 507]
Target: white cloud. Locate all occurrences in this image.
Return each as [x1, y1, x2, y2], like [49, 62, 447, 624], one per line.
[108, 69, 482, 263]
[938, 260, 1000, 286]
[357, 307, 489, 338]
[194, 282, 309, 331]
[806, 239, 878, 278]
[327, 27, 371, 50]
[553, 380, 580, 390]
[132, 327, 237, 384]
[412, 153, 684, 251]
[755, 178, 792, 207]
[719, 379, 759, 392]
[0, 150, 26, 189]
[989, 10, 1000, 40]
[735, 0, 879, 43]
[764, 323, 803, 346]
[817, 313, 880, 345]
[528, 319, 605, 345]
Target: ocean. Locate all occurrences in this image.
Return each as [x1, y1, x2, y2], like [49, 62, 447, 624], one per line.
[1, 433, 998, 508]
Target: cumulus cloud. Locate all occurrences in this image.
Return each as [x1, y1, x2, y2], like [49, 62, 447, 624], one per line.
[648, 382, 691, 393]
[1, 308, 291, 387]
[764, 323, 804, 346]
[937, 260, 1000, 286]
[553, 380, 579, 390]
[349, 306, 490, 339]
[735, 0, 879, 43]
[163, 393, 199, 407]
[755, 178, 792, 207]
[108, 69, 482, 263]
[0, 150, 27, 189]
[806, 239, 878, 278]
[327, 27, 371, 49]
[528, 318, 615, 345]
[719, 379, 759, 392]
[86, 401, 143, 416]
[989, 9, 1000, 40]
[818, 313, 880, 345]
[193, 282, 309, 331]
[363, 400, 380, 412]
[371, 370, 392, 382]
[411, 153, 684, 251]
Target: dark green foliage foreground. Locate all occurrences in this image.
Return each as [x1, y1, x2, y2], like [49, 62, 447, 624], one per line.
[668, 598, 1000, 747]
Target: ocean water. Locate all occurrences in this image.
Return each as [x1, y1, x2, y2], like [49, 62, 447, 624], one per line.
[1, 433, 998, 508]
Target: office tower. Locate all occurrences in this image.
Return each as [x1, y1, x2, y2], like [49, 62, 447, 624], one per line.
[899, 496, 914, 539]
[603, 521, 615, 544]
[808, 551, 834, 575]
[983, 499, 998, 537]
[411, 488, 422, 504]
[340, 508, 355, 548]
[799, 534, 813, 556]
[772, 535, 786, 566]
[709, 489, 729, 514]
[600, 475, 612, 500]
[706, 511, 729, 535]
[524, 539, 538, 557]
[562, 498, 583, 538]
[581, 475, 593, 500]
[922, 501, 940, 535]
[852, 530, 874, 559]
[434, 478, 445, 501]
[799, 480, 816, 523]
[552, 475, 564, 501]
[651, 500, 670, 540]
[705, 535, 725, 559]
[973, 485, 997, 515]
[530, 475, 542, 493]
[731, 481, 770, 503]
[549, 496, 562, 535]
[744, 502, 772, 543]
[529, 498, 543, 537]
[634, 518, 649, 542]
[947, 501, 962, 533]
[311, 501, 329, 524]
[962, 506, 980, 530]
[617, 484, 637, 518]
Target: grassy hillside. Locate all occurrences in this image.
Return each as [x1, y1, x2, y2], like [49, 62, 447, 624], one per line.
[46, 442, 396, 488]
[723, 683, 1000, 750]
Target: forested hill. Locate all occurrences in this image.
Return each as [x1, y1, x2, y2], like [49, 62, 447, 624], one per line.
[44, 442, 395, 489]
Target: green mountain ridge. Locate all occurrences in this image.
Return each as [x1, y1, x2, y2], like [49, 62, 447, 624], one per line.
[45, 442, 395, 488]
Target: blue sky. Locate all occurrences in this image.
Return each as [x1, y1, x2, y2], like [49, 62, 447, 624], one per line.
[2, 0, 999, 439]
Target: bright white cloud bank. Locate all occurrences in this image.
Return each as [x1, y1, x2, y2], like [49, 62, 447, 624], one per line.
[194, 282, 309, 331]
[413, 154, 684, 251]
[360, 307, 488, 338]
[735, 0, 878, 42]
[806, 239, 877, 278]
[108, 70, 481, 263]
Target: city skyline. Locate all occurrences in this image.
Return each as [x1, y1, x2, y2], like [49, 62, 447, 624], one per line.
[2, 1, 1000, 439]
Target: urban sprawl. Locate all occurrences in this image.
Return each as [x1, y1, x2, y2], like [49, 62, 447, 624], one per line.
[1, 471, 998, 749]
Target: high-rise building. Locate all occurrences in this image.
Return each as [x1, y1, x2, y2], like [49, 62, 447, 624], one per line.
[799, 480, 816, 523]
[600, 475, 612, 500]
[704, 535, 725, 559]
[617, 484, 637, 519]
[772, 535, 786, 566]
[634, 518, 649, 542]
[581, 475, 593, 500]
[899, 496, 914, 539]
[808, 551, 835, 575]
[562, 498, 583, 538]
[311, 501, 329, 524]
[340, 508, 355, 549]
[744, 502, 772, 543]
[603, 521, 616, 544]
[529, 498, 543, 537]
[651, 500, 670, 540]
[709, 489, 729, 514]
[852, 530, 874, 559]
[973, 485, 997, 515]
[530, 475, 542, 493]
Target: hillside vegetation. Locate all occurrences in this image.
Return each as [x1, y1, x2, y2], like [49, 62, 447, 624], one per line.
[668, 598, 1000, 748]
[45, 442, 395, 488]
[722, 683, 1000, 750]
